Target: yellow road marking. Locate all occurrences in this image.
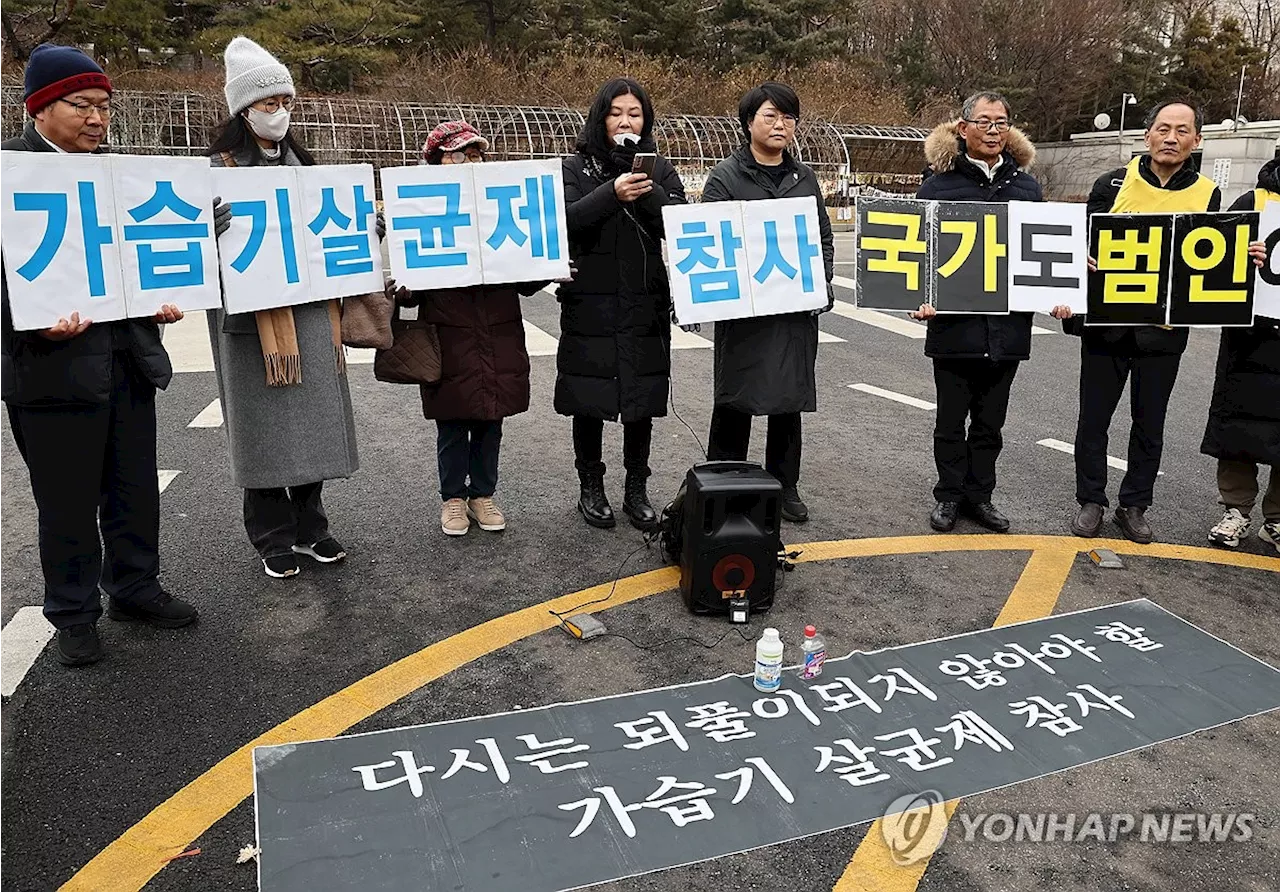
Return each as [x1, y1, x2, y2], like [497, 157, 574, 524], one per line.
[61, 536, 1279, 891]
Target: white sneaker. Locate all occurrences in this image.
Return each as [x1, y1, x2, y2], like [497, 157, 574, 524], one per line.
[441, 498, 470, 536]
[1260, 521, 1280, 554]
[1208, 508, 1251, 548]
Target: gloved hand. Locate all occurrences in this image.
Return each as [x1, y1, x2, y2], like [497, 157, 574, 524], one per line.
[680, 323, 701, 333]
[375, 211, 386, 241]
[811, 283, 835, 316]
[212, 197, 232, 238]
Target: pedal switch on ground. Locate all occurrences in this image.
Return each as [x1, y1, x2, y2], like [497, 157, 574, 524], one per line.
[563, 614, 607, 640]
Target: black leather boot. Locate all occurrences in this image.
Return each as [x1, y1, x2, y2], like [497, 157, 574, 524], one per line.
[622, 471, 658, 531]
[577, 463, 615, 529]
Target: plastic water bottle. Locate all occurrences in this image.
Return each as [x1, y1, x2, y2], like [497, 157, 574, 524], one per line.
[801, 625, 826, 679]
[754, 628, 784, 693]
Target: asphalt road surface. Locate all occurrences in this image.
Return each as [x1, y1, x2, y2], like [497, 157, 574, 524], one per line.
[2, 230, 1277, 892]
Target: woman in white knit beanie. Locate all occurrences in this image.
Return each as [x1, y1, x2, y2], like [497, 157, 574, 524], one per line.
[206, 35, 360, 580]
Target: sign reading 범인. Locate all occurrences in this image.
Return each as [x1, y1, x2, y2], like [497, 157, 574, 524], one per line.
[0, 151, 223, 331]
[663, 197, 827, 325]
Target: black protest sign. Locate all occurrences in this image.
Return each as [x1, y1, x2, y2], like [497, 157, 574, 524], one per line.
[856, 198, 931, 311]
[933, 202, 1009, 314]
[254, 600, 1280, 892]
[1168, 212, 1259, 327]
[1088, 214, 1173, 326]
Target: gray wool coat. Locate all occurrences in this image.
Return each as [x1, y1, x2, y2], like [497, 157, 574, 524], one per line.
[208, 146, 359, 490]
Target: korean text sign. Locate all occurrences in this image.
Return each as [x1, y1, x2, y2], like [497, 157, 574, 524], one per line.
[213, 164, 382, 313]
[253, 599, 1280, 892]
[1088, 212, 1260, 327]
[663, 197, 827, 325]
[855, 197, 1088, 315]
[380, 159, 570, 289]
[1, 151, 222, 330]
[1256, 201, 1279, 318]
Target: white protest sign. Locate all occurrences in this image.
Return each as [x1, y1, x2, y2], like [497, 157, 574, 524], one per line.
[1258, 201, 1280, 319]
[2, 151, 127, 330]
[663, 201, 752, 325]
[472, 159, 571, 284]
[380, 163, 483, 290]
[297, 164, 383, 301]
[741, 196, 827, 317]
[212, 166, 312, 314]
[109, 154, 222, 318]
[1007, 200, 1088, 314]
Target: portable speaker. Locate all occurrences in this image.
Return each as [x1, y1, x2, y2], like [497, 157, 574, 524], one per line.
[679, 461, 782, 615]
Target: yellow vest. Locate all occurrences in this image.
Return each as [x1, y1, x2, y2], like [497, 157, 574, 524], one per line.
[1255, 188, 1279, 209]
[1109, 157, 1217, 213]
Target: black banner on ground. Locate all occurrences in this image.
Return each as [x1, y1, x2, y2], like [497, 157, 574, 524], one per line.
[1168, 212, 1259, 327]
[253, 600, 1280, 892]
[855, 198, 931, 311]
[933, 202, 1008, 314]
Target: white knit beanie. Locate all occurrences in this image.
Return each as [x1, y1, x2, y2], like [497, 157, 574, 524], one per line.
[223, 36, 295, 115]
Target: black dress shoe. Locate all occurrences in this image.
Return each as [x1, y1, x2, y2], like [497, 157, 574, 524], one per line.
[106, 591, 198, 629]
[962, 501, 1010, 533]
[622, 474, 658, 531]
[1115, 506, 1154, 544]
[930, 501, 959, 532]
[55, 623, 103, 667]
[577, 473, 616, 529]
[781, 487, 809, 523]
[1071, 502, 1104, 538]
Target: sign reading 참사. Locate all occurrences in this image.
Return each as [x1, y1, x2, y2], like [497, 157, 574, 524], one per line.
[253, 599, 1280, 892]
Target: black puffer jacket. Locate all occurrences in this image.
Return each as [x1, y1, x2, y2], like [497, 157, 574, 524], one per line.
[554, 151, 686, 422]
[1200, 164, 1280, 465]
[1, 122, 172, 407]
[916, 121, 1044, 362]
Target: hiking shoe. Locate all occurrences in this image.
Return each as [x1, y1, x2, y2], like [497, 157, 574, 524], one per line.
[1208, 509, 1251, 548]
[1071, 502, 1104, 538]
[962, 501, 1010, 533]
[263, 554, 300, 578]
[781, 487, 809, 523]
[468, 496, 507, 532]
[1260, 521, 1280, 554]
[293, 538, 347, 563]
[55, 623, 103, 667]
[442, 498, 470, 536]
[106, 590, 198, 629]
[1115, 506, 1154, 544]
[930, 501, 959, 532]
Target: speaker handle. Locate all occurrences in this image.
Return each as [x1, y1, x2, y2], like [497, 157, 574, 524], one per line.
[691, 460, 764, 475]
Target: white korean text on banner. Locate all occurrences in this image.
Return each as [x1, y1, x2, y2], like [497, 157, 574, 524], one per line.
[664, 198, 827, 325]
[1257, 201, 1280, 319]
[380, 159, 570, 290]
[1007, 201, 1088, 314]
[741, 196, 827, 318]
[297, 164, 383, 301]
[472, 159, 570, 285]
[109, 155, 222, 320]
[663, 201, 752, 325]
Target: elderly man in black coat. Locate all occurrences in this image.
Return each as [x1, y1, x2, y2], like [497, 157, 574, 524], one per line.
[910, 92, 1072, 534]
[702, 82, 835, 523]
[2, 44, 198, 667]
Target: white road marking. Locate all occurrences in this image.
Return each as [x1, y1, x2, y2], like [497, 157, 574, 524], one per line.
[1036, 438, 1162, 475]
[670, 324, 713, 350]
[188, 399, 223, 428]
[818, 330, 846, 343]
[524, 321, 560, 357]
[1, 606, 54, 697]
[158, 470, 181, 493]
[163, 311, 214, 373]
[829, 275, 1056, 336]
[848, 383, 937, 411]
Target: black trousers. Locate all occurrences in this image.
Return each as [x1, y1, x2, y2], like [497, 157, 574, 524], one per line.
[7, 355, 162, 629]
[706, 406, 803, 490]
[572, 416, 652, 477]
[1074, 344, 1182, 509]
[931, 358, 1020, 504]
[244, 482, 329, 559]
[437, 419, 502, 501]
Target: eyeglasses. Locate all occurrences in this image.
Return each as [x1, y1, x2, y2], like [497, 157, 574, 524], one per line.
[59, 99, 112, 119]
[448, 150, 485, 163]
[964, 119, 1011, 133]
[757, 111, 798, 128]
[252, 97, 295, 113]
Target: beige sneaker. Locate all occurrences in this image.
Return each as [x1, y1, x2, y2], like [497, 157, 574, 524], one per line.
[467, 496, 507, 532]
[441, 498, 470, 536]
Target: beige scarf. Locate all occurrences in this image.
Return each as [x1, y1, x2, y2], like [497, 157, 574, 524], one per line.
[219, 151, 345, 387]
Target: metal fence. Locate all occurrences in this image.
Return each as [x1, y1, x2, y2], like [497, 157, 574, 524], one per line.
[1, 87, 926, 199]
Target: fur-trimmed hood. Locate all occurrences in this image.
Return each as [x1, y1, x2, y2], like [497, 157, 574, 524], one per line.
[924, 120, 1036, 174]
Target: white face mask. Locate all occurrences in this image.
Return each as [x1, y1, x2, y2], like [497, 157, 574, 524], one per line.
[245, 107, 290, 143]
[613, 132, 640, 147]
